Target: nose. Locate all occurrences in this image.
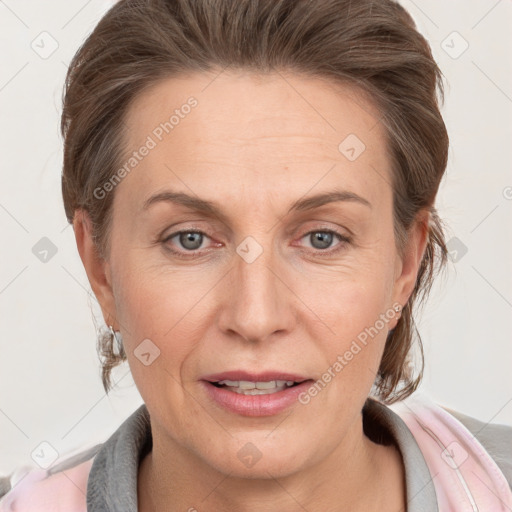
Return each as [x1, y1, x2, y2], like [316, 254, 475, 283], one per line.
[217, 237, 295, 344]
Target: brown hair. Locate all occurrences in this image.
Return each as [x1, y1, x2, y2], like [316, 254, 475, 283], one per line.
[61, 0, 449, 402]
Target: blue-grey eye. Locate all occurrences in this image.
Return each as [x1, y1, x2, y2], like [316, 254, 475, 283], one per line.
[310, 231, 334, 249]
[178, 232, 203, 250]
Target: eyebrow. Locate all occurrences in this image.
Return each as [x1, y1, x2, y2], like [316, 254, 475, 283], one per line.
[142, 188, 371, 221]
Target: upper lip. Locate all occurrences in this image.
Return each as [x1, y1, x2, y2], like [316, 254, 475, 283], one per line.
[201, 371, 311, 383]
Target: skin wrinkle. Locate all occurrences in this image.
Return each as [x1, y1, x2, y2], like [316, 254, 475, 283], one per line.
[75, 71, 427, 511]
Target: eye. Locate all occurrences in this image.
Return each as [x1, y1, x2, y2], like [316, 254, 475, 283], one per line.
[160, 228, 351, 258]
[299, 229, 351, 254]
[163, 230, 210, 253]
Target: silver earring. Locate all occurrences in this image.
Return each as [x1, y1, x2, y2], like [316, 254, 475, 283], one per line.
[109, 325, 125, 357]
[394, 304, 402, 313]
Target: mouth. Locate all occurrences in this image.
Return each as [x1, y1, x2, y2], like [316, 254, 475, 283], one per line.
[200, 371, 314, 416]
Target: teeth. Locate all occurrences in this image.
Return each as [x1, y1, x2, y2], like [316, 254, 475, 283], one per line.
[239, 380, 257, 390]
[216, 379, 298, 395]
[257, 380, 282, 389]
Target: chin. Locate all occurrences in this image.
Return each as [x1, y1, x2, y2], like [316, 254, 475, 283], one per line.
[200, 433, 314, 480]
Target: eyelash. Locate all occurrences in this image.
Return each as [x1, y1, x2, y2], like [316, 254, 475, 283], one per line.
[160, 228, 351, 259]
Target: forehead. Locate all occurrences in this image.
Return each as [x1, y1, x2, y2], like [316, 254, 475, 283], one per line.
[119, 70, 392, 208]
[124, 70, 385, 145]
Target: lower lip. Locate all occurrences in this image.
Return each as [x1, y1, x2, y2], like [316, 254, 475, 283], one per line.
[201, 380, 313, 417]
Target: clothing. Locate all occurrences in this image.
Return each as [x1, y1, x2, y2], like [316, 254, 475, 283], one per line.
[1, 392, 511, 511]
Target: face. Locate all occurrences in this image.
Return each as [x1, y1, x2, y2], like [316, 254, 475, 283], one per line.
[77, 70, 425, 479]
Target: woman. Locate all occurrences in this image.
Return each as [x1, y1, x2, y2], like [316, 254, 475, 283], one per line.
[1, 0, 511, 510]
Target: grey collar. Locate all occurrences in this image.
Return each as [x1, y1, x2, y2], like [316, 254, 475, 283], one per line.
[363, 398, 438, 510]
[86, 398, 438, 511]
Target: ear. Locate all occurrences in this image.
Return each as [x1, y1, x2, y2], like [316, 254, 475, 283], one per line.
[391, 209, 430, 326]
[73, 209, 118, 329]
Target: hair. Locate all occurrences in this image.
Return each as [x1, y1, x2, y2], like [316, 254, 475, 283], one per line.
[61, 0, 449, 403]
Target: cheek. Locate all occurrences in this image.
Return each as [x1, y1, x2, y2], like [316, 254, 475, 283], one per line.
[296, 252, 396, 336]
[111, 267, 198, 415]
[293, 250, 396, 382]
[111, 256, 216, 371]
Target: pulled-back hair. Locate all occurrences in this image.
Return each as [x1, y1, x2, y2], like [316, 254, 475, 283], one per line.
[61, 0, 449, 402]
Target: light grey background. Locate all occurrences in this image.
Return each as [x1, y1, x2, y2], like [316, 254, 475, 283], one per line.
[0, 0, 511, 474]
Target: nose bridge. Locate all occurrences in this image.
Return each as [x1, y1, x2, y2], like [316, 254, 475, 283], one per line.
[220, 234, 290, 342]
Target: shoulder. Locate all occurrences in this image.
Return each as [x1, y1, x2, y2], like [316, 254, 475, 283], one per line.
[442, 405, 512, 488]
[0, 405, 150, 512]
[390, 393, 512, 490]
[0, 444, 101, 512]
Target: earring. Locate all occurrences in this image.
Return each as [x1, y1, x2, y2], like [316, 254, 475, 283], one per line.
[109, 325, 125, 357]
[394, 304, 402, 317]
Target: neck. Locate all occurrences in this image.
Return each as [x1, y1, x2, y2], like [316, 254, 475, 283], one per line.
[137, 414, 405, 512]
